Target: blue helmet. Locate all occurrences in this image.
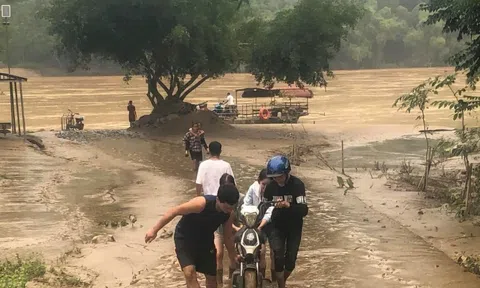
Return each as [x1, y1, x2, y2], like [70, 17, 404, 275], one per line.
[266, 155, 291, 177]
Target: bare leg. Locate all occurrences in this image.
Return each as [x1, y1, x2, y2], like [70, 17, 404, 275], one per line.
[275, 271, 286, 288]
[205, 275, 217, 288]
[182, 266, 201, 288]
[214, 231, 224, 285]
[284, 270, 292, 281]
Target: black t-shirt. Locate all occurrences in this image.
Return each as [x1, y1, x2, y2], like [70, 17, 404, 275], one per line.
[263, 175, 308, 229]
[174, 195, 230, 247]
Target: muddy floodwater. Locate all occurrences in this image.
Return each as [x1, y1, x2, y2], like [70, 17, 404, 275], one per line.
[1, 68, 480, 287]
[0, 67, 478, 131]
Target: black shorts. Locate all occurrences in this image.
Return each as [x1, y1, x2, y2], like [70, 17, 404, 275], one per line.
[174, 238, 217, 276]
[189, 151, 203, 162]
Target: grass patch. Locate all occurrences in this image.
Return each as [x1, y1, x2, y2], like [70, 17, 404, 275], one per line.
[0, 254, 46, 288]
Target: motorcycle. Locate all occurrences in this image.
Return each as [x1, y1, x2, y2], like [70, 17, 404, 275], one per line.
[231, 202, 274, 288]
[61, 109, 85, 131]
[213, 101, 238, 119]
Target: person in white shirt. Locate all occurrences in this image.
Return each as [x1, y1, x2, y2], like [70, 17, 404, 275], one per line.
[240, 168, 276, 282]
[196, 141, 234, 196]
[195, 141, 234, 285]
[225, 92, 235, 106]
[223, 92, 236, 116]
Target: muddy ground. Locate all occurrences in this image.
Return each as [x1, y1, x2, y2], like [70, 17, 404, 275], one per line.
[1, 68, 480, 287]
[1, 122, 480, 288]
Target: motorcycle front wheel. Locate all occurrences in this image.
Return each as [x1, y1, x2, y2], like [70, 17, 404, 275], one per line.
[244, 269, 258, 288]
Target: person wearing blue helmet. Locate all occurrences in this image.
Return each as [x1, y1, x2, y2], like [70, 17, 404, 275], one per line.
[263, 155, 308, 288]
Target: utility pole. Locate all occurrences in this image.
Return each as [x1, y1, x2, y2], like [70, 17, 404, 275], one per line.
[1, 5, 11, 74]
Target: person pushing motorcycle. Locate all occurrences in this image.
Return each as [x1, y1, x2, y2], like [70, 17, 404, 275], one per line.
[263, 155, 308, 288]
[145, 184, 240, 288]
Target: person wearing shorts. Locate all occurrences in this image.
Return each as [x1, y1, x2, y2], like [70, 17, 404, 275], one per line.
[145, 184, 240, 288]
[196, 141, 234, 284]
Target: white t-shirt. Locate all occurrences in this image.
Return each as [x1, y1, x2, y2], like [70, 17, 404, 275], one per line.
[226, 94, 235, 105]
[196, 159, 234, 196]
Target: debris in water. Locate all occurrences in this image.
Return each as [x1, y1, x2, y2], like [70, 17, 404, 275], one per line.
[129, 214, 137, 227]
[92, 234, 116, 244]
[159, 229, 173, 239]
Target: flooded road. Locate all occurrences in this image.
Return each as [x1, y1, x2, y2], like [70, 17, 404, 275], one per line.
[295, 170, 480, 288]
[0, 137, 66, 252]
[86, 137, 480, 287]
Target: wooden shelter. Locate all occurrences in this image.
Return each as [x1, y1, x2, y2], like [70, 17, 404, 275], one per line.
[0, 73, 27, 136]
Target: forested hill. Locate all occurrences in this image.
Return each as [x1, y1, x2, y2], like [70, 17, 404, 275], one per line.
[1, 0, 462, 75]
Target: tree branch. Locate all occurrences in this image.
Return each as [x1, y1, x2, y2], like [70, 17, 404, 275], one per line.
[177, 74, 199, 98]
[173, 75, 182, 98]
[168, 69, 176, 96]
[156, 78, 171, 97]
[180, 75, 210, 101]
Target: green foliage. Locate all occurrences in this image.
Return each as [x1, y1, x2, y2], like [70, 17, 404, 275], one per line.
[422, 0, 480, 81]
[248, 0, 363, 88]
[430, 73, 480, 127]
[44, 0, 242, 104]
[0, 254, 46, 288]
[0, 0, 471, 73]
[393, 81, 430, 115]
[43, 0, 362, 105]
[437, 129, 480, 159]
[333, 0, 466, 69]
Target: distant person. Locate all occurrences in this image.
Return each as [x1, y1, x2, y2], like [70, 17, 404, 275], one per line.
[183, 122, 209, 173]
[127, 100, 137, 127]
[196, 141, 234, 285]
[145, 184, 240, 288]
[224, 92, 235, 115]
[225, 92, 235, 106]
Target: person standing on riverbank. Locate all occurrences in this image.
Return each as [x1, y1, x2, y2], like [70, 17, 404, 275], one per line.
[183, 122, 209, 173]
[127, 100, 137, 127]
[145, 184, 240, 288]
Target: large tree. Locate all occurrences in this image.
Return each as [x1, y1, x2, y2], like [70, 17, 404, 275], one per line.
[44, 0, 362, 110]
[248, 0, 363, 88]
[422, 0, 480, 82]
[44, 0, 240, 110]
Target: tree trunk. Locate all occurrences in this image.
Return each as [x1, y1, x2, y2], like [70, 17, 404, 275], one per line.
[146, 76, 164, 108]
[420, 110, 430, 192]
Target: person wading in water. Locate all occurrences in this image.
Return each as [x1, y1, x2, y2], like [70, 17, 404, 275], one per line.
[145, 184, 240, 288]
[183, 122, 209, 173]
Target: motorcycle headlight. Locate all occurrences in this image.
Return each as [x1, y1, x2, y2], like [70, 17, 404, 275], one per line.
[242, 230, 259, 247]
[242, 212, 257, 227]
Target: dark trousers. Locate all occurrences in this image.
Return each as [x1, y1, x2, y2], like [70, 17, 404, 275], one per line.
[268, 225, 303, 272]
